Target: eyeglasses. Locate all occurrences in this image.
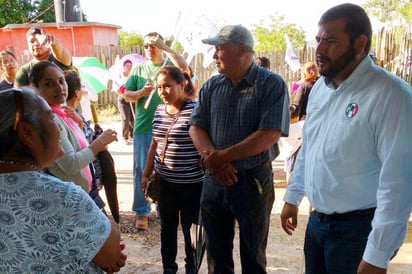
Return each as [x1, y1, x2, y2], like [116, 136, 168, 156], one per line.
[143, 44, 156, 50]
[1, 58, 16, 66]
[13, 90, 24, 131]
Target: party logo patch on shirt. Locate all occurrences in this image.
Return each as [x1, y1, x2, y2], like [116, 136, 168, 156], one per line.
[345, 103, 358, 118]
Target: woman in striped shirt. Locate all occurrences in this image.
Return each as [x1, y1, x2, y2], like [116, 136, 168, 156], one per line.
[141, 65, 204, 274]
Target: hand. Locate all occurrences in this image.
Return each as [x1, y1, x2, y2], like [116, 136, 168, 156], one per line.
[357, 260, 387, 274]
[203, 150, 229, 174]
[61, 105, 76, 118]
[62, 106, 83, 128]
[102, 243, 127, 273]
[150, 34, 168, 51]
[213, 164, 238, 186]
[91, 129, 118, 154]
[280, 202, 299, 235]
[141, 177, 150, 193]
[37, 30, 52, 48]
[141, 81, 154, 97]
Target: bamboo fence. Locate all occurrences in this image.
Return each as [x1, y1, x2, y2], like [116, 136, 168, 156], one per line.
[86, 27, 412, 106]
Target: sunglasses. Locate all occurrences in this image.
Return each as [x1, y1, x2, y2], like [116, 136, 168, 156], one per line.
[143, 44, 156, 50]
[13, 90, 24, 132]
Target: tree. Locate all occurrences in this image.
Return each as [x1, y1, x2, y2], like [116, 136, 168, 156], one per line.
[362, 0, 412, 25]
[0, 0, 38, 27]
[0, 0, 87, 27]
[33, 0, 55, 23]
[118, 31, 144, 47]
[117, 31, 185, 55]
[32, 0, 88, 23]
[251, 14, 306, 52]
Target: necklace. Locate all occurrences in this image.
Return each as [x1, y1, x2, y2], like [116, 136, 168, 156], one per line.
[0, 160, 41, 172]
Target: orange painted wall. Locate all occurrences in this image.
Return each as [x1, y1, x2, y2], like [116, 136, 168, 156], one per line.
[0, 22, 120, 62]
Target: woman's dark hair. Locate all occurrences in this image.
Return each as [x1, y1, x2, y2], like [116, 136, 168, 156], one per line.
[290, 104, 300, 119]
[0, 89, 44, 157]
[64, 70, 81, 101]
[29, 61, 61, 88]
[256, 56, 271, 69]
[0, 50, 18, 66]
[123, 59, 132, 67]
[318, 3, 372, 54]
[155, 66, 194, 96]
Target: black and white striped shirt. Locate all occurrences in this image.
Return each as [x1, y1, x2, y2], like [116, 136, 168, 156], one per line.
[152, 101, 204, 184]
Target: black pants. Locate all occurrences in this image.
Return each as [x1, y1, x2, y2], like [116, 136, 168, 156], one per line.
[158, 179, 203, 273]
[117, 97, 134, 140]
[201, 162, 274, 274]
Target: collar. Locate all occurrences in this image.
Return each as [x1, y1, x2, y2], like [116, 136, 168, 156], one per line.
[220, 62, 257, 87]
[323, 55, 373, 90]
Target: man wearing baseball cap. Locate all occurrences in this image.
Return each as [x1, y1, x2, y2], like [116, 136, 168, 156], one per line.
[189, 24, 290, 273]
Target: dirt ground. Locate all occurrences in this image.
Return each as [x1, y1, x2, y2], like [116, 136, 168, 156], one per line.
[101, 122, 412, 274]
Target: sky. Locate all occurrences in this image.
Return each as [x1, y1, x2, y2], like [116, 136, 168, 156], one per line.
[80, 0, 363, 42]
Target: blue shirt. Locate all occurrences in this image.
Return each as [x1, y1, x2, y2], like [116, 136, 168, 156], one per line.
[284, 56, 412, 268]
[190, 63, 289, 170]
[0, 172, 111, 273]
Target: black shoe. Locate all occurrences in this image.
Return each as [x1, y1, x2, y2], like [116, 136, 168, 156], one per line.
[163, 268, 176, 274]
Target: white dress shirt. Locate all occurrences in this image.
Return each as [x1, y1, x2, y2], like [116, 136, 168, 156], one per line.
[284, 56, 412, 268]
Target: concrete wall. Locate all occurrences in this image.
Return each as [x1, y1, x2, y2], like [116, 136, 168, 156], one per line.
[0, 22, 121, 62]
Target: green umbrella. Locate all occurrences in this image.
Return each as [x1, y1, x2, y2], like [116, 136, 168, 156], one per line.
[73, 57, 110, 94]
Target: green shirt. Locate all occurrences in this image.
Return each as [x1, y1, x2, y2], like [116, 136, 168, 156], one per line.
[15, 54, 74, 88]
[125, 61, 171, 135]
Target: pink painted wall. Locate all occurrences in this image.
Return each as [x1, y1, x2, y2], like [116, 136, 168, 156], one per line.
[0, 22, 120, 63]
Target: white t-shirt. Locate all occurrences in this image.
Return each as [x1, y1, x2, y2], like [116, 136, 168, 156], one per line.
[281, 120, 304, 158]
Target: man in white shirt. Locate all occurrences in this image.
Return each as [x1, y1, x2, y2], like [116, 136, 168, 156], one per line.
[280, 3, 412, 274]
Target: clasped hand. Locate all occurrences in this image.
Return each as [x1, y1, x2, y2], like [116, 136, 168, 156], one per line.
[203, 150, 238, 186]
[103, 242, 127, 273]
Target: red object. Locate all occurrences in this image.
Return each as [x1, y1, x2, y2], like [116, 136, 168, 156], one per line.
[119, 84, 126, 95]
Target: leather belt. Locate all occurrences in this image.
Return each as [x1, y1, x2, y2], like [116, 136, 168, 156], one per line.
[314, 207, 376, 223]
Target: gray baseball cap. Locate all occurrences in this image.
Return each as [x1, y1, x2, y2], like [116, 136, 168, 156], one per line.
[202, 25, 254, 49]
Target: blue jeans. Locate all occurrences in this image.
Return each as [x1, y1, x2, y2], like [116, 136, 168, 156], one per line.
[158, 179, 202, 273]
[304, 210, 374, 274]
[132, 134, 152, 216]
[201, 162, 274, 274]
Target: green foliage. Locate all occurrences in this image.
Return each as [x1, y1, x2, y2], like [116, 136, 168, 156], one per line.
[117, 31, 185, 54]
[166, 36, 184, 54]
[96, 103, 120, 123]
[0, 0, 87, 27]
[118, 31, 143, 46]
[172, 41, 184, 53]
[0, 0, 38, 27]
[251, 14, 306, 52]
[362, 0, 412, 25]
[34, 0, 55, 23]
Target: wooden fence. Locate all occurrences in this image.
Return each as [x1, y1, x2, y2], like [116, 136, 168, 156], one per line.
[89, 28, 411, 107]
[374, 27, 411, 84]
[90, 44, 317, 107]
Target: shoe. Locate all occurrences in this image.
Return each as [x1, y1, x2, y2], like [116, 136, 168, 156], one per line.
[135, 216, 148, 230]
[124, 139, 130, 145]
